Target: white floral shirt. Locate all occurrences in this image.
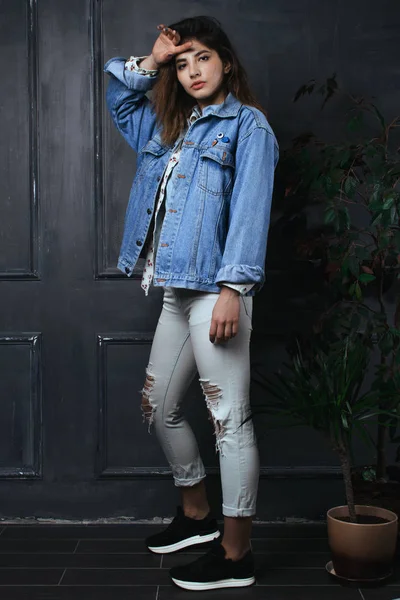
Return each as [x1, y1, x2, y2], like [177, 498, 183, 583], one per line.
[140, 132, 187, 295]
[125, 56, 254, 296]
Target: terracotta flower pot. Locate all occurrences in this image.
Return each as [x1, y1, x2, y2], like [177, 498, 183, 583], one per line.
[327, 505, 398, 582]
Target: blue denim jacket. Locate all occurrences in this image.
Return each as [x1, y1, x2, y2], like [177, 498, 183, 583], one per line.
[104, 57, 279, 294]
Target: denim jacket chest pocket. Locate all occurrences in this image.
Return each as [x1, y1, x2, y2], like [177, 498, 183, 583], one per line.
[136, 138, 169, 183]
[198, 145, 235, 196]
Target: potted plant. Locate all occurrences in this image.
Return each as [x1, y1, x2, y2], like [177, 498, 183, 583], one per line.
[277, 74, 400, 516]
[256, 327, 398, 583]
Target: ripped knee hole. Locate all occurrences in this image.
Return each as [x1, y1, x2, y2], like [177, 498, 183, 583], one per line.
[200, 379, 225, 453]
[140, 371, 156, 427]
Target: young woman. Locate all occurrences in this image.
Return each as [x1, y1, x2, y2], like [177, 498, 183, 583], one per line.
[104, 16, 278, 591]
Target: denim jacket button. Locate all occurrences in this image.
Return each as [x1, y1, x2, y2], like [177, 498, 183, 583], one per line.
[125, 267, 130, 274]
[136, 240, 142, 246]
[147, 208, 152, 214]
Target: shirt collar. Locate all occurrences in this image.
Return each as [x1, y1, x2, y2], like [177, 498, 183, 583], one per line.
[188, 105, 202, 125]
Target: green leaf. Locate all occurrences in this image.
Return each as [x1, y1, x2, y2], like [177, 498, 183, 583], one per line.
[359, 273, 376, 283]
[360, 466, 376, 481]
[383, 195, 394, 210]
[369, 183, 382, 209]
[370, 212, 382, 227]
[355, 282, 362, 300]
[325, 208, 336, 224]
[341, 413, 349, 430]
[344, 176, 357, 197]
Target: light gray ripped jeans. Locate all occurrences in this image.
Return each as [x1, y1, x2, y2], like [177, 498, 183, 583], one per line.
[141, 287, 260, 518]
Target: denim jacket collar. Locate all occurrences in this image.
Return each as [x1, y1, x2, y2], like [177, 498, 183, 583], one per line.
[188, 93, 242, 122]
[199, 93, 242, 119]
[170, 94, 241, 150]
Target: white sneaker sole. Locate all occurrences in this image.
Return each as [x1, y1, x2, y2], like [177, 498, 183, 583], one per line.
[171, 575, 256, 590]
[147, 529, 220, 554]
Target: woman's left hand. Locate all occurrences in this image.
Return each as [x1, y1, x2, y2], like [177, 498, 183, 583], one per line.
[209, 287, 240, 344]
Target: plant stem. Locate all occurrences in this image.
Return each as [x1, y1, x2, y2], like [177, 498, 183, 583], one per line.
[376, 420, 387, 480]
[376, 349, 388, 480]
[376, 261, 388, 480]
[337, 444, 357, 523]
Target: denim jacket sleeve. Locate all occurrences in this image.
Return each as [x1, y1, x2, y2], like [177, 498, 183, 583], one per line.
[103, 57, 159, 152]
[215, 125, 279, 292]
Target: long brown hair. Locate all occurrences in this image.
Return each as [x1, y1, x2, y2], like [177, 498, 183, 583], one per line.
[152, 16, 267, 146]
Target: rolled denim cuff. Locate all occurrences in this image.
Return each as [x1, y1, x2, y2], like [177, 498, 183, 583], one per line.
[104, 57, 157, 92]
[215, 265, 264, 290]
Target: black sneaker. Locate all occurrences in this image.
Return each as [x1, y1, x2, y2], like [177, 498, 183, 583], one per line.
[145, 506, 220, 554]
[169, 541, 256, 590]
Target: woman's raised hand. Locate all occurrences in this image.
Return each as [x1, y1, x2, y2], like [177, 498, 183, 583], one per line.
[151, 24, 192, 66]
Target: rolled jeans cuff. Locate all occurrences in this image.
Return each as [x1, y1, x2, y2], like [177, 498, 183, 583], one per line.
[222, 504, 256, 517]
[173, 473, 207, 487]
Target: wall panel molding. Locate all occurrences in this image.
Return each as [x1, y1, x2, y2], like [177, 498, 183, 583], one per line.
[91, 0, 142, 280]
[91, 0, 106, 278]
[0, 0, 39, 280]
[0, 334, 42, 478]
[96, 333, 154, 477]
[98, 465, 342, 480]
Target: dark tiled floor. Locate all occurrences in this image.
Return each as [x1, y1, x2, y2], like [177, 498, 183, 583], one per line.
[0, 522, 397, 600]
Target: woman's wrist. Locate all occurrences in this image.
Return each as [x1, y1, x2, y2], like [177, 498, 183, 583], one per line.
[220, 285, 240, 297]
[140, 54, 159, 71]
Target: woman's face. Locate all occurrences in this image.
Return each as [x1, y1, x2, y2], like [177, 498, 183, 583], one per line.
[175, 39, 231, 110]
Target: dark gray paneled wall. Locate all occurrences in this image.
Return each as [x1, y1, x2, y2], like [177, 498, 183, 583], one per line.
[0, 0, 397, 521]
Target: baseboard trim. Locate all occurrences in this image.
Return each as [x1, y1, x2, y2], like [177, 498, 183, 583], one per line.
[98, 466, 342, 479]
